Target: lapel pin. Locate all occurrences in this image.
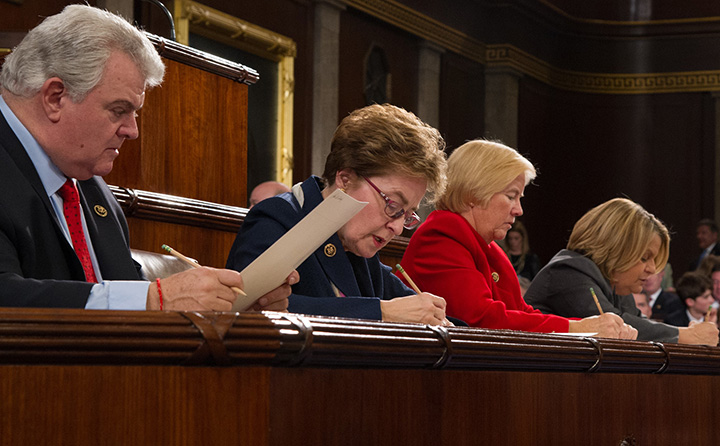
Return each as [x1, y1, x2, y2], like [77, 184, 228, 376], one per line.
[93, 205, 108, 217]
[324, 243, 337, 257]
[491, 272, 500, 282]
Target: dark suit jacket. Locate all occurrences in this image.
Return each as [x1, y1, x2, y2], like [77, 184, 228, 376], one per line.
[664, 309, 691, 327]
[0, 112, 141, 308]
[525, 249, 679, 342]
[226, 176, 413, 320]
[690, 243, 720, 270]
[650, 290, 683, 321]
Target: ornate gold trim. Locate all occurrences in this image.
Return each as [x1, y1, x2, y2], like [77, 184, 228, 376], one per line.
[343, 0, 485, 63]
[345, 0, 720, 94]
[487, 44, 720, 94]
[174, 0, 295, 186]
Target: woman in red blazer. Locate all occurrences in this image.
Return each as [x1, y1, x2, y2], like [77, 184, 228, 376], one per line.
[399, 140, 636, 338]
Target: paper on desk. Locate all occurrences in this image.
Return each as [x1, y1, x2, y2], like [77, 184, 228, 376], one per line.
[550, 332, 598, 337]
[232, 189, 367, 311]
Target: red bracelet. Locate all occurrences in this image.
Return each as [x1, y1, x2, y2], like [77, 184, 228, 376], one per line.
[156, 278, 164, 311]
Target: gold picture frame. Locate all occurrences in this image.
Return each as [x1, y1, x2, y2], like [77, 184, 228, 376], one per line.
[173, 0, 296, 186]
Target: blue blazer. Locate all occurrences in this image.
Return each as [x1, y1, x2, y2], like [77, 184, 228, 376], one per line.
[226, 176, 414, 320]
[0, 112, 141, 308]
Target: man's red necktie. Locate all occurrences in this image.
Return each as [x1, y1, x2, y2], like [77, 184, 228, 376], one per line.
[57, 179, 98, 283]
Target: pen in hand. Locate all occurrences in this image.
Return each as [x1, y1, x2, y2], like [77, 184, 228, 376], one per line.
[161, 244, 247, 297]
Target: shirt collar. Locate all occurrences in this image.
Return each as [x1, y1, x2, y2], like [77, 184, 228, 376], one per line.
[687, 309, 704, 323]
[648, 288, 662, 306]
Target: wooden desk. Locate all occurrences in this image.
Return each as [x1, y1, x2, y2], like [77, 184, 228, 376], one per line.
[0, 308, 718, 445]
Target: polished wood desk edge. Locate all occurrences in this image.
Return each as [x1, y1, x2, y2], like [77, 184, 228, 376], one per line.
[145, 32, 259, 85]
[109, 184, 411, 255]
[0, 307, 716, 374]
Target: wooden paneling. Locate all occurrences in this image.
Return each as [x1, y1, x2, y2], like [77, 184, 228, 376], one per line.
[104, 57, 249, 207]
[338, 6, 421, 117]
[0, 365, 271, 445]
[127, 218, 237, 268]
[0, 1, 84, 32]
[439, 51, 484, 152]
[170, 0, 316, 184]
[6, 364, 720, 445]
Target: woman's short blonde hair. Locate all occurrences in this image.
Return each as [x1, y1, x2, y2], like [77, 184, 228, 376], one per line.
[437, 139, 536, 212]
[322, 104, 447, 204]
[567, 198, 670, 280]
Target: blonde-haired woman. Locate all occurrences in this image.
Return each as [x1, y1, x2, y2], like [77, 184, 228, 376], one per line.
[399, 140, 636, 338]
[525, 198, 718, 345]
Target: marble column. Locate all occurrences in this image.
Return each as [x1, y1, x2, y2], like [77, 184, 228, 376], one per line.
[416, 41, 444, 219]
[416, 41, 444, 129]
[484, 66, 522, 148]
[311, 0, 346, 175]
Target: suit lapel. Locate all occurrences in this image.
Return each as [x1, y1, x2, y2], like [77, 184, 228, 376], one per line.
[316, 232, 361, 297]
[300, 178, 361, 297]
[78, 178, 139, 280]
[0, 113, 63, 230]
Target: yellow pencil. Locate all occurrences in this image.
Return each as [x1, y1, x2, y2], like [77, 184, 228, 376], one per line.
[396, 264, 422, 294]
[396, 263, 453, 327]
[590, 288, 604, 315]
[161, 244, 247, 297]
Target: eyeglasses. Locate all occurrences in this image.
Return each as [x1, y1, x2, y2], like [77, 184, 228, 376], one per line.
[362, 176, 421, 230]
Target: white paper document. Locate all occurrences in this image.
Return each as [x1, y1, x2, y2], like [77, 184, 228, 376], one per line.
[232, 189, 367, 311]
[550, 332, 598, 337]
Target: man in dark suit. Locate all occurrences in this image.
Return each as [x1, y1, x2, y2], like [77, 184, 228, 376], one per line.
[643, 269, 683, 321]
[0, 5, 295, 310]
[690, 219, 720, 271]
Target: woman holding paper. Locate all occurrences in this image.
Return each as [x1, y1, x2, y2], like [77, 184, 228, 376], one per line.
[226, 104, 450, 325]
[398, 140, 637, 339]
[524, 198, 718, 345]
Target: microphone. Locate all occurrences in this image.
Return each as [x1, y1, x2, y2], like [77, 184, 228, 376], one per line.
[138, 0, 176, 41]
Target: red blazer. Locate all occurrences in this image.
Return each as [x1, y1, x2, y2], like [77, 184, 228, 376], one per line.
[399, 210, 570, 332]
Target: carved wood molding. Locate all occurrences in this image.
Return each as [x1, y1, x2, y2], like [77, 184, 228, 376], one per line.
[145, 32, 259, 84]
[343, 0, 486, 63]
[110, 185, 246, 233]
[0, 307, 717, 374]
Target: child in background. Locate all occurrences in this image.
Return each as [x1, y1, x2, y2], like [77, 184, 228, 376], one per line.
[664, 272, 715, 327]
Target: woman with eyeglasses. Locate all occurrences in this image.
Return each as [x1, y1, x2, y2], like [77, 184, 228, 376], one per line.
[226, 104, 451, 325]
[398, 140, 637, 339]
